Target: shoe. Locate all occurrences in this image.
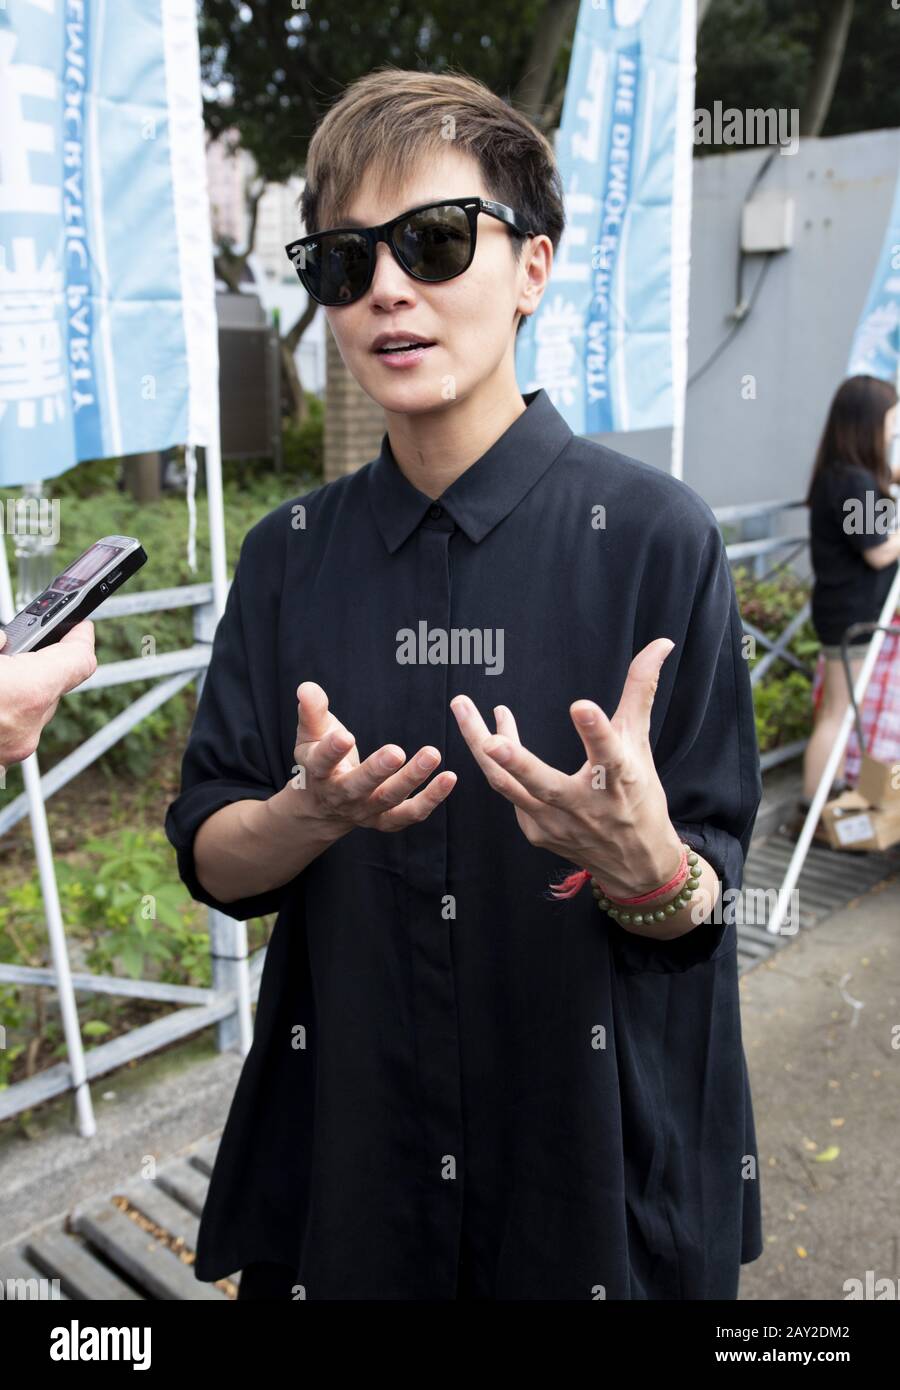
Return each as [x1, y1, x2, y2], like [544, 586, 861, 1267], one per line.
[783, 798, 830, 845]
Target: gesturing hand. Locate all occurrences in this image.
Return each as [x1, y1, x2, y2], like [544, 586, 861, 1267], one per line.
[290, 680, 456, 835]
[449, 638, 683, 898]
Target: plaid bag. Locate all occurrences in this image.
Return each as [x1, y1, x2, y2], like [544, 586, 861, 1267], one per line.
[811, 626, 900, 785]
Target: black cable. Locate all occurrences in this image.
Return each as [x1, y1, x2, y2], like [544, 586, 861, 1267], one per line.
[687, 148, 780, 389]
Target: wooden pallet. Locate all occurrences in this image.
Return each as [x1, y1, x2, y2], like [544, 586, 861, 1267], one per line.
[736, 831, 900, 973]
[0, 1136, 234, 1301]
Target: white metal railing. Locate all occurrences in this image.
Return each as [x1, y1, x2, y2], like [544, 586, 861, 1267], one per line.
[715, 497, 817, 771]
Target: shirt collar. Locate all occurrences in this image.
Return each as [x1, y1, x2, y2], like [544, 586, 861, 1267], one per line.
[367, 387, 573, 553]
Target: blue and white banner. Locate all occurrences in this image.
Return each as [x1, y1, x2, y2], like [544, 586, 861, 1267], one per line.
[0, 0, 218, 487]
[516, 0, 697, 437]
[847, 161, 900, 384]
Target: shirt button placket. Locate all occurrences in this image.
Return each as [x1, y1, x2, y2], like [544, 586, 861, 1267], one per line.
[404, 508, 465, 1297]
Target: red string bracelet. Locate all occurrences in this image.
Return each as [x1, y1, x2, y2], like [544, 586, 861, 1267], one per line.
[548, 844, 702, 927]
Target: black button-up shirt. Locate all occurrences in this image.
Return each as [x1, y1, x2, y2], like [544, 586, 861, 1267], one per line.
[165, 387, 763, 1299]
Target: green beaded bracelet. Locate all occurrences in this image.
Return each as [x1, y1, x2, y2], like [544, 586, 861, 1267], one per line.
[590, 848, 701, 926]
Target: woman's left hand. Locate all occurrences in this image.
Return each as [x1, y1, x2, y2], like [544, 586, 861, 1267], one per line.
[449, 637, 684, 899]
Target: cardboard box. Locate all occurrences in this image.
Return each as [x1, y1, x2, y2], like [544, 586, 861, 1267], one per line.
[820, 789, 900, 852]
[856, 752, 900, 812]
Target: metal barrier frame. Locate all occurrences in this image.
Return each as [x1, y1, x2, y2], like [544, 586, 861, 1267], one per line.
[0, 432, 254, 1136]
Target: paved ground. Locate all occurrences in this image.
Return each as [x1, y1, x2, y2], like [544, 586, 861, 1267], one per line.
[738, 873, 900, 1300]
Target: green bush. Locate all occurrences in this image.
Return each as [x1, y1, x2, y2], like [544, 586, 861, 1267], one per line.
[281, 394, 324, 479]
[48, 456, 121, 498]
[733, 566, 819, 754]
[0, 827, 272, 1093]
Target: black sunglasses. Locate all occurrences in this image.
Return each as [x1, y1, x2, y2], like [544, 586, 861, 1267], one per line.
[284, 196, 535, 307]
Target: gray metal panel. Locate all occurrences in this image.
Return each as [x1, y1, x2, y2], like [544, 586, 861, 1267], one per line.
[219, 325, 279, 460]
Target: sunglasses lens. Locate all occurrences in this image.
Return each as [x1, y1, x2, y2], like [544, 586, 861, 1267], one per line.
[293, 232, 372, 305]
[393, 204, 472, 281]
[288, 204, 474, 305]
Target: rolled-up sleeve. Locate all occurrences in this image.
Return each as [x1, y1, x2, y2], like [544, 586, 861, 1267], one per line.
[606, 514, 762, 974]
[165, 527, 290, 923]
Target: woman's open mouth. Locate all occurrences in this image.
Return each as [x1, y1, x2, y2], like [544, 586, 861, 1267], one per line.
[374, 341, 437, 367]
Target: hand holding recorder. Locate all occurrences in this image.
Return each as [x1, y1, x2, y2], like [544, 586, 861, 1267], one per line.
[0, 621, 97, 766]
[0, 534, 146, 766]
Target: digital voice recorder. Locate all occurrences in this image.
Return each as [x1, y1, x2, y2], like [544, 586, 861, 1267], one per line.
[0, 535, 147, 656]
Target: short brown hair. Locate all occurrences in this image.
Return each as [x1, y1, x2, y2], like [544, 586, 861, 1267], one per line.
[298, 65, 565, 332]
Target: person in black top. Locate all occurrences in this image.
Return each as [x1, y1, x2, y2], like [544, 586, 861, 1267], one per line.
[801, 374, 899, 813]
[166, 68, 765, 1300]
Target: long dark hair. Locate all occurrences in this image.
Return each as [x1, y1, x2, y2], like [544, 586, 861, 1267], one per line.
[804, 374, 898, 505]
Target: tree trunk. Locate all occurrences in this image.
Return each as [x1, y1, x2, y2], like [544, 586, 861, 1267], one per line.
[800, 0, 854, 137]
[512, 0, 580, 126]
[280, 337, 306, 425]
[280, 294, 320, 426]
[121, 452, 161, 502]
[213, 177, 266, 290]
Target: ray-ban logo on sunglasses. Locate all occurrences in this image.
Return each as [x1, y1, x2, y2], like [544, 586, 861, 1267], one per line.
[396, 622, 505, 676]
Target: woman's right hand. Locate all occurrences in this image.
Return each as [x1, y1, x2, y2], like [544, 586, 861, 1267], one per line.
[288, 680, 457, 834]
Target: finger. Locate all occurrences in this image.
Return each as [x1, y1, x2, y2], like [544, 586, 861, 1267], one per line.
[568, 699, 625, 779]
[295, 681, 335, 746]
[493, 703, 555, 797]
[613, 638, 675, 739]
[59, 619, 95, 647]
[321, 741, 408, 801]
[0, 628, 6, 649]
[30, 626, 97, 694]
[301, 722, 362, 779]
[373, 770, 458, 830]
[450, 695, 548, 813]
[493, 703, 521, 745]
[347, 745, 443, 811]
